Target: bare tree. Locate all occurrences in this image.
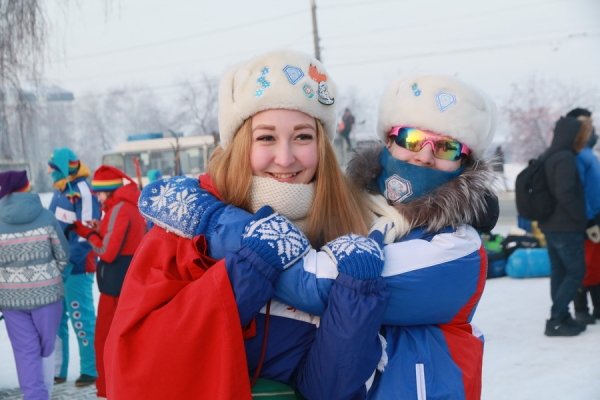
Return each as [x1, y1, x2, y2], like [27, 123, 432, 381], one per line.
[171, 74, 219, 143]
[74, 85, 174, 169]
[0, 0, 46, 160]
[503, 75, 599, 163]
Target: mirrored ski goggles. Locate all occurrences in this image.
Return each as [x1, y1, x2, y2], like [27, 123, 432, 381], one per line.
[389, 126, 471, 161]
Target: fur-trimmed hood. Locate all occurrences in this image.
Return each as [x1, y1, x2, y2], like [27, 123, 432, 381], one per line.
[347, 144, 498, 233]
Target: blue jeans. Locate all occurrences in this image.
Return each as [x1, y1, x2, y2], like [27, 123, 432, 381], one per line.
[544, 232, 586, 321]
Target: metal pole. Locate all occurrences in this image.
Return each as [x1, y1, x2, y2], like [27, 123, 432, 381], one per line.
[168, 129, 181, 176]
[310, 0, 321, 61]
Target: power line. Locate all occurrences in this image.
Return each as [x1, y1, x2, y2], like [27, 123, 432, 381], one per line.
[65, 29, 598, 102]
[52, 9, 308, 63]
[324, 0, 572, 42]
[328, 30, 600, 67]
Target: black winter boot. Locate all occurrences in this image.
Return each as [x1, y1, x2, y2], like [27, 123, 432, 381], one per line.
[544, 316, 585, 337]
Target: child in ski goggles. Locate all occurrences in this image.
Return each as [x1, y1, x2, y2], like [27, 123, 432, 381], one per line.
[389, 126, 471, 161]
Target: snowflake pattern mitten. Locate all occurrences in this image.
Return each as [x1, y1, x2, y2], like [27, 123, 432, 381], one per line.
[322, 234, 384, 280]
[241, 213, 310, 270]
[138, 177, 226, 238]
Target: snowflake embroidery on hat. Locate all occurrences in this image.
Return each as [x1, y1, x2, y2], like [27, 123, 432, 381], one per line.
[256, 66, 271, 97]
[411, 83, 422, 96]
[324, 234, 383, 262]
[436, 91, 457, 112]
[242, 213, 310, 267]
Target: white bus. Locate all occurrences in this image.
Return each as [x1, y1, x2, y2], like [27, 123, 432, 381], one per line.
[102, 134, 216, 186]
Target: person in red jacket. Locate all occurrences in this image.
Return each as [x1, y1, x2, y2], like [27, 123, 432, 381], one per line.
[72, 165, 146, 398]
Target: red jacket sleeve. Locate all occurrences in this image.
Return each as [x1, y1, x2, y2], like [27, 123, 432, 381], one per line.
[104, 227, 251, 400]
[87, 203, 129, 263]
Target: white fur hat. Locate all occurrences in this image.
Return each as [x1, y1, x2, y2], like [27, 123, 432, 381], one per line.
[377, 74, 497, 158]
[218, 50, 337, 148]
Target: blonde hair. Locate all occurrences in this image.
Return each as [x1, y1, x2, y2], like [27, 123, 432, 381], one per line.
[208, 118, 370, 247]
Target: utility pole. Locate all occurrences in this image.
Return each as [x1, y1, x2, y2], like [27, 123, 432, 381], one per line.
[168, 129, 182, 176]
[310, 0, 321, 61]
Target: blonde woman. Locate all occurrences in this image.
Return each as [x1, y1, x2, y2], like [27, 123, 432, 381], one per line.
[105, 50, 389, 400]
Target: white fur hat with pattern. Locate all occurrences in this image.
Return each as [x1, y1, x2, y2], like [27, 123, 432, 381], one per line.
[218, 50, 337, 148]
[377, 74, 497, 158]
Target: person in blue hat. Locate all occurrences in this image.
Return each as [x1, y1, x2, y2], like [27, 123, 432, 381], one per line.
[47, 147, 100, 387]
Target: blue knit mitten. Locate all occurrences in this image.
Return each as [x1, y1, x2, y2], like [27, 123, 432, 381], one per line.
[322, 234, 384, 280]
[241, 211, 310, 270]
[139, 176, 228, 238]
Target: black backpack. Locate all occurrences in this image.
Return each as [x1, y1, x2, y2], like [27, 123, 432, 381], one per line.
[515, 154, 555, 222]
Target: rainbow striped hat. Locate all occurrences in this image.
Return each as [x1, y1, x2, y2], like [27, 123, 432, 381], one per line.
[91, 165, 134, 192]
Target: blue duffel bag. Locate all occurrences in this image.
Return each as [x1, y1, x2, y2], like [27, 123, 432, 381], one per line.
[506, 248, 551, 278]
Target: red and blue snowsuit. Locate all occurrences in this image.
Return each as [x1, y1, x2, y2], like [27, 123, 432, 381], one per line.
[105, 176, 388, 400]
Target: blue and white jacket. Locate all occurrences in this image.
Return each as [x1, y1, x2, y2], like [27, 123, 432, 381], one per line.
[207, 209, 487, 400]
[49, 176, 101, 274]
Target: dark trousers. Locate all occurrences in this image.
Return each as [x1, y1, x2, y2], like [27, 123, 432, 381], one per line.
[544, 231, 586, 321]
[574, 284, 600, 315]
[340, 131, 352, 150]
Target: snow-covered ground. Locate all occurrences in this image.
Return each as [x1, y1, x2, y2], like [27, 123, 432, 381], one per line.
[2, 186, 599, 398]
[474, 277, 600, 400]
[2, 270, 599, 398]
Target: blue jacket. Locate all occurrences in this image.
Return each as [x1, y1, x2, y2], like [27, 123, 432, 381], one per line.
[202, 139, 492, 400]
[576, 147, 600, 221]
[210, 207, 486, 400]
[49, 176, 101, 274]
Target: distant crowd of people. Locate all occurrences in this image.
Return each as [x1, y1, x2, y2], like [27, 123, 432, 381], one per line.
[0, 48, 596, 400]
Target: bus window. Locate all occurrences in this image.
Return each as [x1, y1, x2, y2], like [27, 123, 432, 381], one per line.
[149, 150, 175, 177]
[102, 134, 215, 184]
[123, 153, 146, 178]
[180, 148, 202, 175]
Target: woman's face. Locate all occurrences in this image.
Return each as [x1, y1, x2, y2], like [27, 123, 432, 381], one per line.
[387, 128, 463, 172]
[250, 109, 318, 184]
[97, 191, 110, 206]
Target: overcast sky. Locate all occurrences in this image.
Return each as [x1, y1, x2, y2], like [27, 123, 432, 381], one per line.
[44, 0, 600, 141]
[45, 0, 599, 92]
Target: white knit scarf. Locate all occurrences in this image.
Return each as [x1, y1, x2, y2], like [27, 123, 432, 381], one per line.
[249, 176, 314, 231]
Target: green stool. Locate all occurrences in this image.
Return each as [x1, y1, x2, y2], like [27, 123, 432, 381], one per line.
[251, 378, 303, 399]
